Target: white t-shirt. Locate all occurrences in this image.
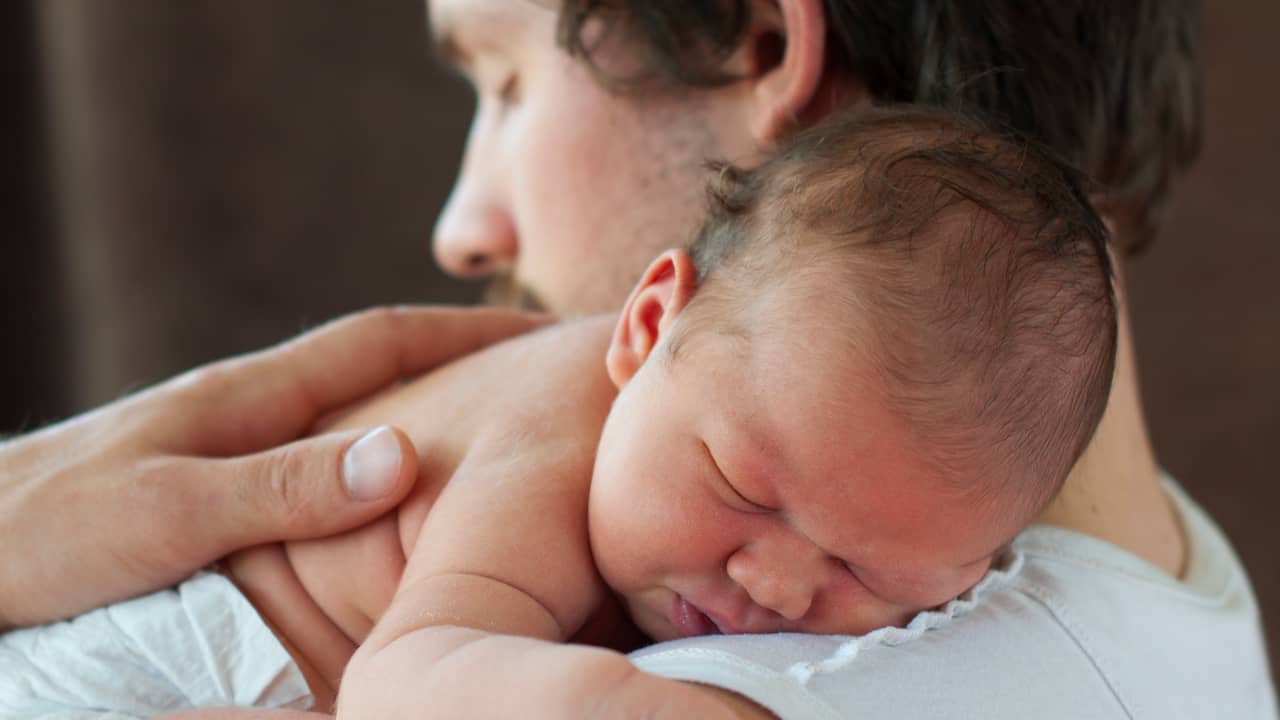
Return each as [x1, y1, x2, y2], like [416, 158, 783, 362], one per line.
[630, 479, 1277, 719]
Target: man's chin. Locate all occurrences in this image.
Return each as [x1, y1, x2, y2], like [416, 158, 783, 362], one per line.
[484, 276, 549, 313]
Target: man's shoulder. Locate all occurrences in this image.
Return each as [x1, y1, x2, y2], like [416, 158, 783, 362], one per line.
[1002, 480, 1277, 719]
[630, 558, 1127, 719]
[631, 485, 1278, 719]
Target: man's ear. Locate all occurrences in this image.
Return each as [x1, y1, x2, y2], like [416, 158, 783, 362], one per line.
[606, 249, 698, 388]
[743, 0, 868, 144]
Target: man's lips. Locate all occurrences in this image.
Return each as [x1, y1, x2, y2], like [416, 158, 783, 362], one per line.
[671, 594, 739, 637]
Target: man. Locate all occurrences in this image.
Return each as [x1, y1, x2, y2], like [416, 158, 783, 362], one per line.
[2, 1, 1273, 718]
[333, 0, 1269, 717]
[431, 0, 1192, 575]
[428, 0, 1194, 597]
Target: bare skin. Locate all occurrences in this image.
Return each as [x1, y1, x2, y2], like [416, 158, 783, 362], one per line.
[169, 0, 1188, 712]
[0, 306, 547, 631]
[3, 0, 1191, 715]
[227, 239, 1082, 717]
[336, 237, 1115, 718]
[225, 316, 619, 709]
[1038, 278, 1186, 578]
[425, 0, 1186, 583]
[390, 0, 1190, 713]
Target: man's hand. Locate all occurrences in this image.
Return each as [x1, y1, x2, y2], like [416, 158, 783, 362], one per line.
[0, 305, 549, 630]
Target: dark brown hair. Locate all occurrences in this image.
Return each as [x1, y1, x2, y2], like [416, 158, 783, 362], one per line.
[557, 0, 1201, 253]
[682, 107, 1117, 516]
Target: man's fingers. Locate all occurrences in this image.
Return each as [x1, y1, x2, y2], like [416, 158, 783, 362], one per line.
[186, 426, 418, 557]
[169, 306, 550, 454]
[270, 306, 554, 399]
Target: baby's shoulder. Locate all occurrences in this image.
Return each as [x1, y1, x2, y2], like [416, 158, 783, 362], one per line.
[329, 314, 615, 474]
[374, 314, 615, 480]
[464, 314, 618, 431]
[485, 314, 616, 379]
[441, 315, 617, 465]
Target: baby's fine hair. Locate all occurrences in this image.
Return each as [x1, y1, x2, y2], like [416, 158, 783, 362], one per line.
[685, 107, 1117, 517]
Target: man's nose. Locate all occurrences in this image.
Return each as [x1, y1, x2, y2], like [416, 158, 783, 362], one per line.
[432, 193, 517, 279]
[725, 534, 826, 622]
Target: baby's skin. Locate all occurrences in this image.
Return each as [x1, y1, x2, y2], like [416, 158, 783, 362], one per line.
[231, 109, 1118, 715]
[225, 313, 619, 707]
[225, 249, 1018, 710]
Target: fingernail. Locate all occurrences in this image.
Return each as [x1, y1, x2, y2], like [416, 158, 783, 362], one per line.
[343, 426, 401, 501]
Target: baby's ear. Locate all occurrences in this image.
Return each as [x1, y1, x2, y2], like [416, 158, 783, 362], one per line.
[606, 249, 698, 388]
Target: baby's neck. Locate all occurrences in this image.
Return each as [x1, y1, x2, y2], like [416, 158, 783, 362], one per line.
[1034, 302, 1186, 578]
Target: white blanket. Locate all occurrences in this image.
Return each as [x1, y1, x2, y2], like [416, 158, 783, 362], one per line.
[0, 572, 312, 719]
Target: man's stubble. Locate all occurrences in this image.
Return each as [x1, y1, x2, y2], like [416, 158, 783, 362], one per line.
[483, 95, 729, 317]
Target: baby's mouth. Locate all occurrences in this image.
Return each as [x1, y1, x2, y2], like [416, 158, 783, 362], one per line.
[670, 594, 723, 638]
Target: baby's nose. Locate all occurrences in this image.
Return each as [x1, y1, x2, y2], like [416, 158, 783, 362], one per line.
[725, 540, 822, 622]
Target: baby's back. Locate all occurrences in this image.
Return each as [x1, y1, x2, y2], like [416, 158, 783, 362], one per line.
[225, 316, 618, 704]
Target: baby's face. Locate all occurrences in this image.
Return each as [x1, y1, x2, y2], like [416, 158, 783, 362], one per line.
[591, 294, 1019, 641]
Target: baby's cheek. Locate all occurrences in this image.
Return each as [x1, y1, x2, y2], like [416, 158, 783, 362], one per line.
[950, 556, 996, 596]
[588, 485, 671, 591]
[858, 561, 990, 611]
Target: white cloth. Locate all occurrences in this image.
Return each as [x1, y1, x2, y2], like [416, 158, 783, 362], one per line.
[631, 478, 1278, 719]
[0, 572, 312, 719]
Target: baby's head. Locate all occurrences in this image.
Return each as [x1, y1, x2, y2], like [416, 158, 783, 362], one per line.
[590, 107, 1116, 640]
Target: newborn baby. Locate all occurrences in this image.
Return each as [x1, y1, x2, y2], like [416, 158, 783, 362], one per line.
[0, 107, 1116, 716]
[337, 106, 1117, 712]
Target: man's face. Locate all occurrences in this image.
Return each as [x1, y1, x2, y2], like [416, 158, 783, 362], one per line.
[590, 282, 1011, 640]
[428, 0, 756, 314]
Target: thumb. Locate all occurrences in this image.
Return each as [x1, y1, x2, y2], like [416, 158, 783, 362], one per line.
[216, 425, 417, 548]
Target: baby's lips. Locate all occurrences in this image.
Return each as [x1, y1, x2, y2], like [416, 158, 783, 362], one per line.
[671, 594, 721, 638]
[700, 606, 742, 635]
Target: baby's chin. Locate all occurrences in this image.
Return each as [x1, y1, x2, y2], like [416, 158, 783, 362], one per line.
[624, 596, 686, 643]
[614, 589, 696, 638]
[622, 571, 988, 641]
[630, 591, 946, 641]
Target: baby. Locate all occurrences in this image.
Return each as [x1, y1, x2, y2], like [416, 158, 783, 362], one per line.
[0, 107, 1116, 716]
[331, 105, 1116, 711]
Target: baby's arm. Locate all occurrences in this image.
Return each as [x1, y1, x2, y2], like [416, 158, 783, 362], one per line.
[334, 315, 771, 719]
[336, 411, 614, 708]
[387, 421, 605, 637]
[336, 427, 768, 720]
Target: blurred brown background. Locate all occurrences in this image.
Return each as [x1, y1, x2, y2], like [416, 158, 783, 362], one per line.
[2, 0, 1276, 682]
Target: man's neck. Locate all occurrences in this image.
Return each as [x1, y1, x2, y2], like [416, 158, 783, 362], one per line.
[1034, 283, 1187, 579]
